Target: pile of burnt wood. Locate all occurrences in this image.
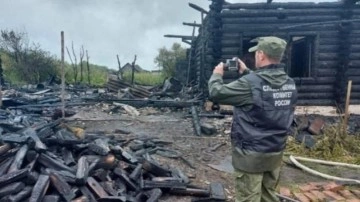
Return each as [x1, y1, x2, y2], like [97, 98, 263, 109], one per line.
[0, 120, 226, 202]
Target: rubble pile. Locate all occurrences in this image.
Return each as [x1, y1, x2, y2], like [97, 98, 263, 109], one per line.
[0, 118, 226, 202]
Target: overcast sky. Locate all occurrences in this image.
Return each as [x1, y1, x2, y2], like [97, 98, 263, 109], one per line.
[0, 0, 337, 70]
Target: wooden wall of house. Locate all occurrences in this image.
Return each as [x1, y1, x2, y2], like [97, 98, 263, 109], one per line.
[189, 0, 360, 106]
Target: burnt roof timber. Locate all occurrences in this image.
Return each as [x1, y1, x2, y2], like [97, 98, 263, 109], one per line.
[188, 3, 209, 14]
[164, 35, 194, 40]
[222, 2, 349, 9]
[183, 22, 202, 27]
[182, 39, 192, 45]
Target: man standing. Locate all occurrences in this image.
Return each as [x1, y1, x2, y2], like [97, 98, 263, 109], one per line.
[208, 36, 297, 202]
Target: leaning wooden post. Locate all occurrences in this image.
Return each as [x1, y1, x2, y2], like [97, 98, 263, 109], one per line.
[343, 80, 352, 132]
[131, 55, 137, 86]
[61, 31, 65, 118]
[0, 57, 3, 108]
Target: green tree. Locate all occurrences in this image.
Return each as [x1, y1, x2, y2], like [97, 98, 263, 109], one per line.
[0, 30, 58, 84]
[154, 43, 186, 78]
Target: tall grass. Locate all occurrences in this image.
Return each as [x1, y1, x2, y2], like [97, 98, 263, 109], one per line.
[122, 71, 165, 86]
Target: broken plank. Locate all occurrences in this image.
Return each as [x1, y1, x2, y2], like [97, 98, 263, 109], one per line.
[141, 179, 186, 190]
[0, 182, 25, 198]
[0, 168, 29, 188]
[49, 172, 75, 201]
[76, 156, 89, 185]
[169, 188, 210, 197]
[29, 174, 50, 202]
[86, 177, 109, 199]
[5, 186, 32, 202]
[7, 144, 28, 173]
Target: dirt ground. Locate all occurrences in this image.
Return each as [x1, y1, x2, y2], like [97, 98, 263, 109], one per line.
[65, 104, 360, 202]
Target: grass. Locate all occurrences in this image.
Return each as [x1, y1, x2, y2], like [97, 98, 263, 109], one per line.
[286, 118, 360, 164]
[122, 71, 165, 86]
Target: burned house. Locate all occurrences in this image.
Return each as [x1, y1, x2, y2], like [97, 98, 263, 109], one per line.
[167, 0, 360, 106]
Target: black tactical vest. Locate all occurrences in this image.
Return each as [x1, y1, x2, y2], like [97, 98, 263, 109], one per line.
[231, 69, 297, 153]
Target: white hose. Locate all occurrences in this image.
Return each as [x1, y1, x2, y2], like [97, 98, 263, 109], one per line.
[292, 156, 360, 169]
[289, 155, 360, 184]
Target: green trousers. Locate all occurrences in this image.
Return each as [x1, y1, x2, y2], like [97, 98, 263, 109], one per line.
[234, 167, 281, 202]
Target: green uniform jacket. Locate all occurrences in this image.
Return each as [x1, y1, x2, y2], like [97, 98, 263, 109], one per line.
[208, 66, 290, 172]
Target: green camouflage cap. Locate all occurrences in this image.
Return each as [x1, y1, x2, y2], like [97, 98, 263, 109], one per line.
[248, 36, 287, 59]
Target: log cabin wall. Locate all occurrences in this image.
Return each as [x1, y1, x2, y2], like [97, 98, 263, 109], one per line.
[187, 0, 360, 106]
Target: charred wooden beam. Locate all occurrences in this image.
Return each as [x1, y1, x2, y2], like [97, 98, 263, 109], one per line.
[0, 158, 13, 176]
[0, 144, 11, 156]
[191, 106, 202, 136]
[89, 139, 110, 156]
[61, 148, 76, 166]
[183, 22, 201, 27]
[188, 3, 208, 14]
[5, 186, 33, 202]
[164, 35, 194, 40]
[129, 163, 142, 181]
[0, 182, 25, 198]
[49, 172, 75, 201]
[1, 134, 28, 144]
[26, 172, 39, 185]
[7, 145, 28, 174]
[145, 188, 162, 202]
[169, 187, 210, 197]
[0, 168, 29, 187]
[45, 169, 76, 184]
[141, 159, 171, 177]
[141, 179, 186, 190]
[38, 153, 76, 174]
[100, 181, 118, 196]
[112, 146, 137, 164]
[42, 195, 60, 202]
[182, 39, 192, 45]
[22, 128, 47, 152]
[29, 174, 50, 202]
[76, 156, 89, 185]
[222, 2, 344, 9]
[79, 186, 97, 202]
[95, 154, 116, 170]
[86, 177, 109, 199]
[70, 196, 89, 202]
[113, 168, 138, 191]
[97, 196, 127, 202]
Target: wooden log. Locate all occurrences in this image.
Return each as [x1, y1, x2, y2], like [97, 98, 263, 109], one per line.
[0, 182, 25, 198]
[0, 144, 11, 156]
[76, 156, 89, 185]
[220, 9, 344, 17]
[41, 195, 60, 202]
[86, 177, 108, 199]
[38, 153, 76, 174]
[1, 134, 28, 144]
[169, 188, 210, 197]
[61, 148, 76, 166]
[22, 128, 47, 152]
[29, 174, 50, 202]
[7, 145, 28, 174]
[222, 15, 340, 24]
[0, 158, 12, 176]
[45, 169, 76, 184]
[49, 172, 75, 201]
[0, 169, 28, 188]
[297, 99, 336, 106]
[4, 186, 32, 202]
